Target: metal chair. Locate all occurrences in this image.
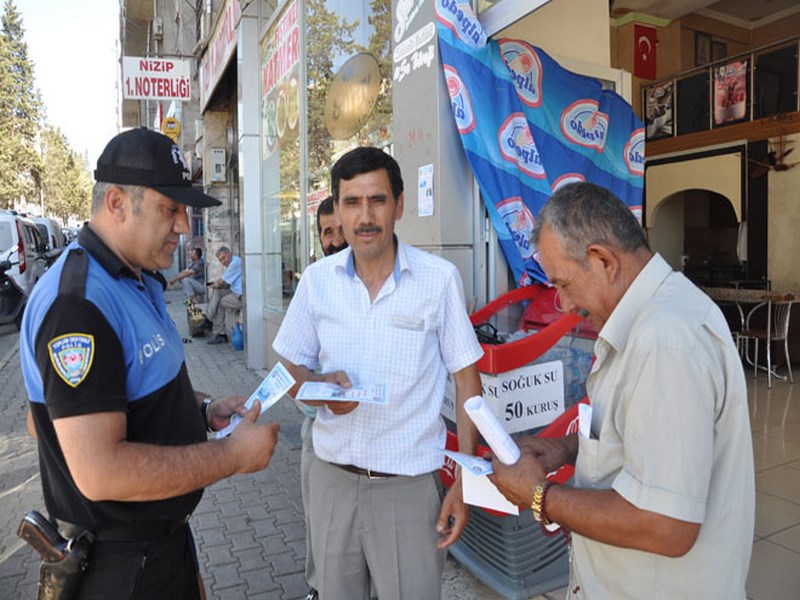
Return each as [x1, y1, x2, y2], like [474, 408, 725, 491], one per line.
[739, 293, 795, 388]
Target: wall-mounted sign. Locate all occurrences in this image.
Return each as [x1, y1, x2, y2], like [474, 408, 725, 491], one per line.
[122, 57, 191, 101]
[161, 116, 181, 142]
[714, 60, 748, 125]
[324, 53, 381, 140]
[200, 0, 240, 111]
[261, 0, 299, 159]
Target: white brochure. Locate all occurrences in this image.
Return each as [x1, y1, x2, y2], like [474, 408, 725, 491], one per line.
[296, 382, 387, 405]
[464, 395, 521, 465]
[215, 362, 295, 439]
[462, 467, 519, 515]
[444, 450, 493, 476]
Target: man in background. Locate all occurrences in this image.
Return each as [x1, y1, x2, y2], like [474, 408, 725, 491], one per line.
[170, 246, 205, 302]
[299, 194, 347, 600]
[204, 246, 242, 345]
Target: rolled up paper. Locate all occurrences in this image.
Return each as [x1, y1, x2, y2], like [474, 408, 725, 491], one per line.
[464, 395, 521, 465]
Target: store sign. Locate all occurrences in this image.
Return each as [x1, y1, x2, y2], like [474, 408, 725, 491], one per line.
[440, 361, 565, 434]
[324, 53, 381, 140]
[200, 0, 240, 111]
[261, 0, 300, 159]
[122, 57, 191, 101]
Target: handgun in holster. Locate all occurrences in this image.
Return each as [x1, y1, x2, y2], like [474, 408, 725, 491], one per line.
[18, 510, 95, 600]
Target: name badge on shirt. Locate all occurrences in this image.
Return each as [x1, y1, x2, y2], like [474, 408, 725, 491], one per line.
[391, 315, 424, 331]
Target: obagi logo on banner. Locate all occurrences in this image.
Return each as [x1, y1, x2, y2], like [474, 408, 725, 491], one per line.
[499, 40, 543, 108]
[560, 99, 609, 153]
[624, 129, 646, 177]
[435, 0, 486, 48]
[498, 114, 546, 179]
[444, 65, 476, 134]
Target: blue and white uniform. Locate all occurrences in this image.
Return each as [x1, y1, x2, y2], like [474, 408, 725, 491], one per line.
[21, 226, 206, 530]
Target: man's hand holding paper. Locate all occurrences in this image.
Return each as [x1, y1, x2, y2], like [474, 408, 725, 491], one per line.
[297, 379, 387, 416]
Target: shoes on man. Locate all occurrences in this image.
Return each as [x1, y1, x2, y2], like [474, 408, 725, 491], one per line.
[207, 334, 228, 345]
[304, 590, 318, 600]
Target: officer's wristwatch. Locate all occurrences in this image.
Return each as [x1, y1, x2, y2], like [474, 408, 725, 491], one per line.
[200, 398, 214, 433]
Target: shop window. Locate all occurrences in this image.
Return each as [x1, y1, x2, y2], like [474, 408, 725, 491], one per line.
[260, 0, 393, 310]
[754, 44, 798, 119]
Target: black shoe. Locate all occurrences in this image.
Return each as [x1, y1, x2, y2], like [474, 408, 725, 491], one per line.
[304, 590, 318, 600]
[207, 334, 228, 345]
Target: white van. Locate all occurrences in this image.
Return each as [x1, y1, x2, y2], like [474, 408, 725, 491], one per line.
[0, 214, 48, 298]
[31, 217, 66, 251]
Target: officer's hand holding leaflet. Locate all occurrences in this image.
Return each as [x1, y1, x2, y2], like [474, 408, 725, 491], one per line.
[226, 401, 280, 474]
[205, 395, 248, 432]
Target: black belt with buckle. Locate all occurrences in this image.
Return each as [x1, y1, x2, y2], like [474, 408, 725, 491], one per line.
[332, 463, 397, 479]
[57, 514, 190, 543]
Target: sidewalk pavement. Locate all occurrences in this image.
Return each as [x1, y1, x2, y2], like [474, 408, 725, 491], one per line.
[0, 288, 562, 599]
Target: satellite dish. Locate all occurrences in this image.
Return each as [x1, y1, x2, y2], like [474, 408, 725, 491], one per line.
[324, 53, 381, 140]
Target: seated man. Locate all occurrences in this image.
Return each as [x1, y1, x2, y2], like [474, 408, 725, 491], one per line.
[204, 246, 243, 345]
[170, 247, 205, 302]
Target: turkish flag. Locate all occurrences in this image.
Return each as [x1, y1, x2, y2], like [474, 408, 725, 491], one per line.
[634, 24, 657, 80]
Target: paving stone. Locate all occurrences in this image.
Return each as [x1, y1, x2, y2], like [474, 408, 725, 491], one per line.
[204, 543, 237, 567]
[232, 547, 266, 572]
[274, 572, 310, 600]
[269, 551, 303, 577]
[228, 530, 260, 552]
[209, 562, 245, 590]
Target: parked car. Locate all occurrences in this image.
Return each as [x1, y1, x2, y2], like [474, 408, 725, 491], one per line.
[31, 217, 66, 252]
[0, 214, 49, 299]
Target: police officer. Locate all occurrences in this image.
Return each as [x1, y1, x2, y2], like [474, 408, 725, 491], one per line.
[21, 128, 280, 599]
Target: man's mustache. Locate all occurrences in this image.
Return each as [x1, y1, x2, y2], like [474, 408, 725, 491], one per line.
[354, 225, 382, 235]
[324, 241, 349, 256]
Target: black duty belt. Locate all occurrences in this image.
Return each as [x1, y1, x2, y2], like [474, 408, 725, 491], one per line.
[56, 514, 190, 543]
[332, 463, 397, 479]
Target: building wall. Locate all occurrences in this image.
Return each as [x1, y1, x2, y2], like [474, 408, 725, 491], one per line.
[752, 13, 800, 47]
[767, 132, 800, 290]
[499, 0, 611, 68]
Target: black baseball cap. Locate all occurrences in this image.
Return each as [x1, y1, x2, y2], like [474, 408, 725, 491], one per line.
[94, 127, 221, 208]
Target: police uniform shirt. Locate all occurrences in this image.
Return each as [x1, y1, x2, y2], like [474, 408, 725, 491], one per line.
[20, 226, 206, 529]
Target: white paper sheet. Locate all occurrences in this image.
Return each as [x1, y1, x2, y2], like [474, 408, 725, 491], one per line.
[464, 395, 521, 465]
[215, 362, 295, 439]
[462, 468, 519, 515]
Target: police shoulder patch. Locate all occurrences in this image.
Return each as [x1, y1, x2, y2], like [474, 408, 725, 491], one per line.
[48, 333, 95, 388]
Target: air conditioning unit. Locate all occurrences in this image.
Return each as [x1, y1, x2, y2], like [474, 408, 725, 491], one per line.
[153, 16, 164, 41]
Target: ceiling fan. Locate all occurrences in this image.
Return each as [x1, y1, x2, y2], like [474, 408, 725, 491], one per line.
[749, 136, 798, 178]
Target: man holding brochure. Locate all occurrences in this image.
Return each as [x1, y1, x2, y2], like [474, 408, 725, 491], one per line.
[490, 182, 754, 598]
[273, 146, 483, 600]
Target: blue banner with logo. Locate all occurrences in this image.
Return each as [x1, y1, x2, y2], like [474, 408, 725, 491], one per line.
[435, 0, 644, 286]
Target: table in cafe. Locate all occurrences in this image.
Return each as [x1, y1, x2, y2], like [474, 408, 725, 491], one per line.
[702, 286, 796, 384]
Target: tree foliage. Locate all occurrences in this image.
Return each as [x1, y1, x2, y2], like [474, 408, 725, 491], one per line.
[305, 0, 359, 185]
[0, 0, 90, 221]
[0, 0, 41, 207]
[40, 126, 92, 222]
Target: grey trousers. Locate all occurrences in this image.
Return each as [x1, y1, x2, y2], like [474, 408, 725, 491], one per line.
[300, 415, 317, 589]
[205, 288, 242, 335]
[309, 459, 445, 600]
[181, 277, 205, 299]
